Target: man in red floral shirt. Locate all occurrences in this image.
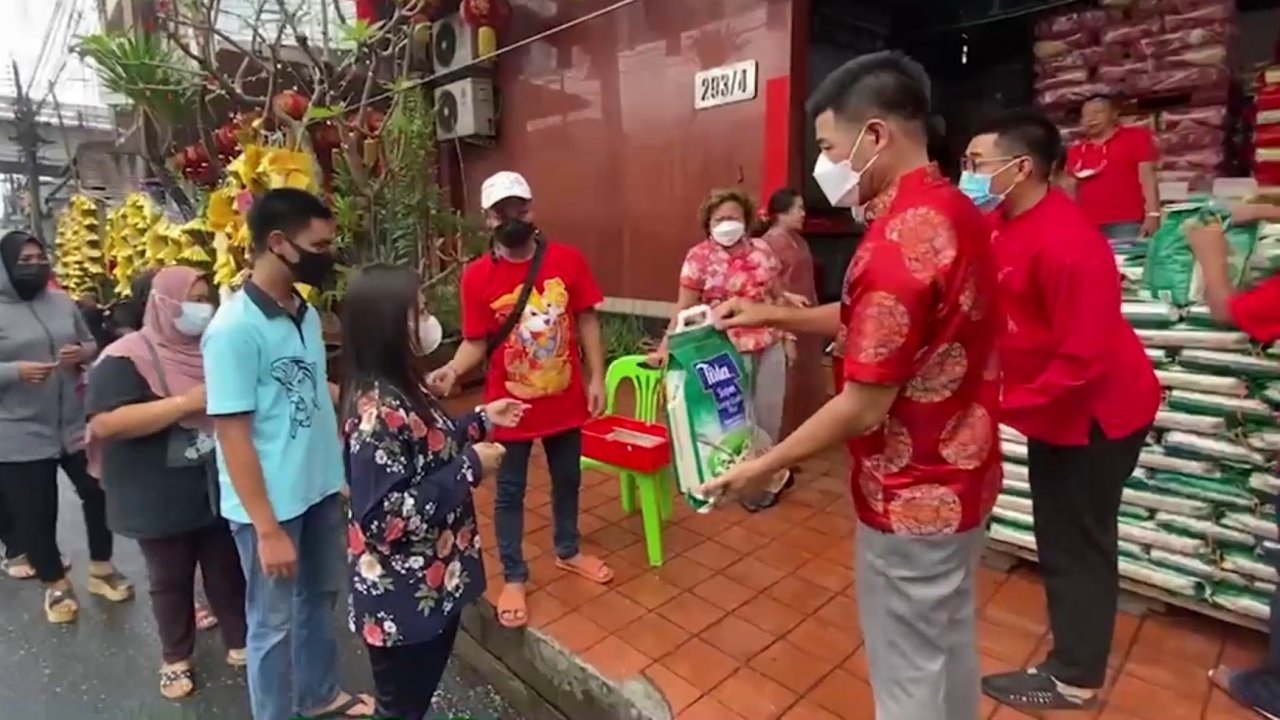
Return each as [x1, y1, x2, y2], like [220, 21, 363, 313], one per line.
[708, 52, 1002, 720]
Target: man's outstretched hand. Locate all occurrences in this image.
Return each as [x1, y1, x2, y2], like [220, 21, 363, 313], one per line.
[711, 297, 777, 331]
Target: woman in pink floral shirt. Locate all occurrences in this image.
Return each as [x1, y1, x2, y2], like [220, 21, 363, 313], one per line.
[650, 189, 796, 510]
[339, 265, 525, 720]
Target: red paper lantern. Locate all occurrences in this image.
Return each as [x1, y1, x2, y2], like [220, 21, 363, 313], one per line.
[460, 0, 512, 28]
[461, 0, 512, 58]
[354, 0, 393, 23]
[272, 90, 310, 122]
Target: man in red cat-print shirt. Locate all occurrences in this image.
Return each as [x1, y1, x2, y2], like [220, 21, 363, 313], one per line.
[707, 52, 1002, 720]
[427, 171, 609, 632]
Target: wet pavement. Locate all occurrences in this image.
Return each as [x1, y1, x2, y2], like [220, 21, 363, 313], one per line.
[0, 477, 519, 719]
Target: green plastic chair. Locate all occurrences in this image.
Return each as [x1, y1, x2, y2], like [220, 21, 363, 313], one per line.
[580, 354, 674, 567]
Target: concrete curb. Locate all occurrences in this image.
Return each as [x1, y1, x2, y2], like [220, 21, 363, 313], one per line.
[459, 600, 672, 720]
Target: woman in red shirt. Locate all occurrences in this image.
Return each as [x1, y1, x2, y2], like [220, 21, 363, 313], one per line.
[961, 109, 1159, 713]
[1187, 205, 1280, 720]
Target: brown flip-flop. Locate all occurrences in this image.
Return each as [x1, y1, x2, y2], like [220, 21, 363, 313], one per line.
[555, 555, 614, 584]
[497, 583, 528, 629]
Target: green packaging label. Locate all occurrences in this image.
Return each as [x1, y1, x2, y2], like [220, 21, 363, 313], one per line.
[663, 307, 757, 511]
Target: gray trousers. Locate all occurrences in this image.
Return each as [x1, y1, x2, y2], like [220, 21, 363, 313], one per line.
[746, 343, 787, 443]
[856, 522, 984, 720]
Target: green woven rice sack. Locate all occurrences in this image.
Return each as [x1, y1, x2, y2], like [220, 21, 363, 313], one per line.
[1136, 327, 1252, 351]
[1221, 549, 1280, 584]
[1118, 516, 1212, 555]
[1144, 200, 1258, 307]
[988, 520, 1036, 551]
[1177, 350, 1280, 381]
[1147, 347, 1172, 366]
[1210, 587, 1272, 620]
[1145, 472, 1256, 510]
[1119, 556, 1209, 598]
[1119, 503, 1153, 521]
[1154, 369, 1249, 397]
[1221, 511, 1278, 543]
[1165, 390, 1277, 426]
[1242, 238, 1280, 291]
[1182, 304, 1231, 329]
[1161, 431, 1271, 469]
[1123, 301, 1181, 328]
[1156, 511, 1258, 548]
[1148, 548, 1218, 579]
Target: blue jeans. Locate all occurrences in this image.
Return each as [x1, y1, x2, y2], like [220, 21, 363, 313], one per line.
[231, 493, 345, 720]
[494, 429, 582, 583]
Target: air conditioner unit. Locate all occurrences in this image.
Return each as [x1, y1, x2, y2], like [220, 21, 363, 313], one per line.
[435, 78, 496, 141]
[432, 13, 475, 74]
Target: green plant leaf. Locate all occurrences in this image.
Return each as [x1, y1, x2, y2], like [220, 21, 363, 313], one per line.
[303, 104, 344, 123]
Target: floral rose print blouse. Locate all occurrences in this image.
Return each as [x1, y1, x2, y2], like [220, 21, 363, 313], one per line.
[343, 384, 487, 647]
[680, 238, 788, 355]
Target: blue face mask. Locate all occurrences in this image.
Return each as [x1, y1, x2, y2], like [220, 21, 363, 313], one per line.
[958, 171, 1000, 210]
[958, 157, 1023, 212]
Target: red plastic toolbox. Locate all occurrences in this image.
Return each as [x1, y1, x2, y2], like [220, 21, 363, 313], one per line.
[581, 415, 671, 474]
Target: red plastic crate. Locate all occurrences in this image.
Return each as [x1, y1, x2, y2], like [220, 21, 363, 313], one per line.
[580, 415, 671, 474]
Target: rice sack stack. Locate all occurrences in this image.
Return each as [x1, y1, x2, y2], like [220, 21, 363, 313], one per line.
[986, 301, 1280, 620]
[662, 305, 777, 512]
[1131, 308, 1280, 621]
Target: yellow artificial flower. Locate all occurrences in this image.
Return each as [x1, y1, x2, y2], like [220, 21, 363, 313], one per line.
[206, 189, 239, 234]
[228, 145, 266, 189]
[262, 149, 316, 191]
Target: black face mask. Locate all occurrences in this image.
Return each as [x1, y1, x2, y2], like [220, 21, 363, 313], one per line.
[494, 219, 537, 249]
[277, 242, 335, 286]
[9, 262, 50, 301]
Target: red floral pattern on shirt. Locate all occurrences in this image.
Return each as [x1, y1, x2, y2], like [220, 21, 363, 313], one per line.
[680, 238, 785, 354]
[839, 164, 1004, 536]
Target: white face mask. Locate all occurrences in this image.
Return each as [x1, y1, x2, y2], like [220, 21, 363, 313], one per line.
[173, 302, 214, 337]
[710, 220, 745, 247]
[812, 125, 879, 209]
[416, 314, 443, 355]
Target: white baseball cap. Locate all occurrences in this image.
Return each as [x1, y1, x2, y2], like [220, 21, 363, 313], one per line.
[480, 171, 533, 211]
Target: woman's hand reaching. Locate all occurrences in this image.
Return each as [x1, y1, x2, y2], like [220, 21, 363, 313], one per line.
[473, 442, 507, 477]
[484, 398, 529, 428]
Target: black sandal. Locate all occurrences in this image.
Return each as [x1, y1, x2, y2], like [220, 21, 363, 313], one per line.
[159, 666, 195, 700]
[981, 668, 1098, 711]
[304, 693, 377, 719]
[739, 471, 796, 513]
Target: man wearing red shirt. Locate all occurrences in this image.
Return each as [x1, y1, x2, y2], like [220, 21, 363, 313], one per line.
[1186, 204, 1280, 719]
[1064, 94, 1161, 245]
[708, 52, 1002, 720]
[962, 110, 1159, 712]
[428, 171, 610, 630]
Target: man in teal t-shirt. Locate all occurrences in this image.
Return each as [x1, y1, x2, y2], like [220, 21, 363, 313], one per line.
[203, 188, 372, 720]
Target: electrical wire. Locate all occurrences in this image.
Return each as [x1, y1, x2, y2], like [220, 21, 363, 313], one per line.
[355, 0, 640, 111]
[29, 0, 71, 94]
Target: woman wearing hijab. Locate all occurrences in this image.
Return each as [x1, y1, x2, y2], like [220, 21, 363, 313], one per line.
[0, 230, 132, 622]
[753, 188, 826, 507]
[340, 264, 521, 720]
[86, 265, 246, 699]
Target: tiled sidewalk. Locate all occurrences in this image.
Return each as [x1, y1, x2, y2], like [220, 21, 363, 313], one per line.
[440, 386, 1264, 718]
[464, 440, 1268, 720]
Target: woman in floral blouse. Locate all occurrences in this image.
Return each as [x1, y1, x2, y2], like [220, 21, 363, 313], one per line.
[650, 188, 797, 511]
[339, 265, 523, 720]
